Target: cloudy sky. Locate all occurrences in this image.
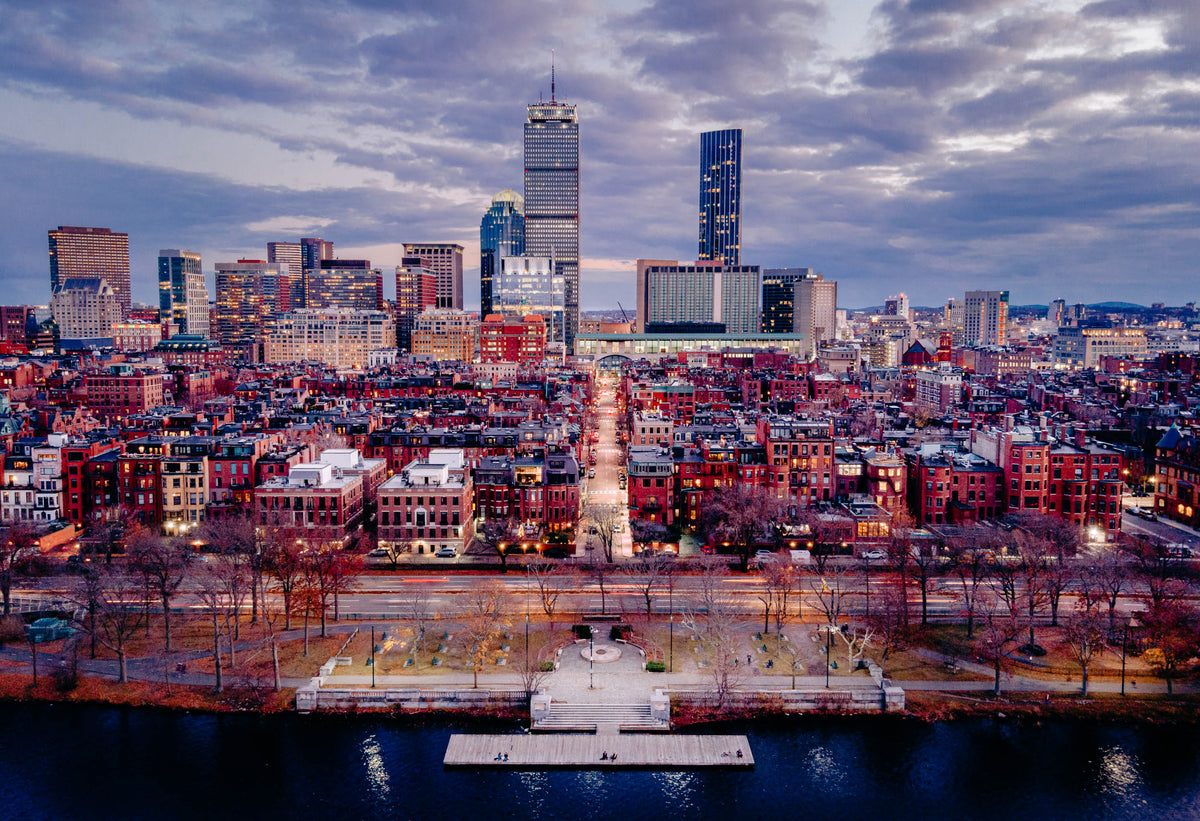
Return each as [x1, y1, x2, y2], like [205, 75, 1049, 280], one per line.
[1, 0, 1198, 311]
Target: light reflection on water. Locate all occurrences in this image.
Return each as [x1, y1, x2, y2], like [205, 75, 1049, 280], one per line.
[652, 771, 698, 812]
[804, 745, 847, 787]
[360, 733, 390, 801]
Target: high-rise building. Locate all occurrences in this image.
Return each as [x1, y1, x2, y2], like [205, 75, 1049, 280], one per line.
[263, 309, 396, 369]
[761, 269, 836, 358]
[299, 238, 334, 309]
[50, 278, 122, 344]
[267, 241, 305, 309]
[402, 243, 463, 310]
[213, 260, 291, 358]
[412, 309, 478, 363]
[305, 260, 383, 311]
[157, 250, 209, 338]
[963, 290, 1009, 346]
[480, 190, 526, 317]
[48, 226, 131, 317]
[395, 259, 438, 351]
[495, 255, 564, 344]
[524, 86, 580, 350]
[635, 259, 760, 334]
[698, 128, 742, 266]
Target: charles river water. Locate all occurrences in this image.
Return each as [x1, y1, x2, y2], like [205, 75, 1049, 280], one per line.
[2, 702, 1199, 820]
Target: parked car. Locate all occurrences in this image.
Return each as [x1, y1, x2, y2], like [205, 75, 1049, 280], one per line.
[367, 548, 388, 558]
[588, 468, 596, 479]
[435, 546, 457, 558]
[861, 549, 887, 561]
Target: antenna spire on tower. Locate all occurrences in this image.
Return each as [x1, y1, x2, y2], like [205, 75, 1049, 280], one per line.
[551, 48, 556, 104]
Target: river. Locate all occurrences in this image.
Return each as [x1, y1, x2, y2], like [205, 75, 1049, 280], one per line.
[2, 703, 1198, 820]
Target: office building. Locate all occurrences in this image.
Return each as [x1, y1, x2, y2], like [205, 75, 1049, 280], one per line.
[267, 241, 304, 309]
[698, 128, 742, 266]
[213, 261, 291, 357]
[761, 268, 836, 358]
[157, 249, 209, 337]
[524, 87, 580, 350]
[635, 259, 760, 335]
[263, 309, 396, 369]
[48, 226, 131, 317]
[480, 190, 525, 317]
[1052, 323, 1147, 369]
[297, 238, 334, 309]
[402, 243, 463, 310]
[495, 255, 564, 343]
[412, 309, 477, 363]
[481, 314, 547, 365]
[50, 278, 122, 345]
[884, 294, 910, 320]
[305, 259, 383, 311]
[963, 290, 1009, 346]
[111, 322, 163, 352]
[395, 260, 438, 351]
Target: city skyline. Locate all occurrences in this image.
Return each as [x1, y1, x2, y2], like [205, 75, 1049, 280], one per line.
[1, 1, 1199, 310]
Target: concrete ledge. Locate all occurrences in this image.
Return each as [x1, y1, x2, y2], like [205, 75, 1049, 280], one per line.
[669, 686, 904, 713]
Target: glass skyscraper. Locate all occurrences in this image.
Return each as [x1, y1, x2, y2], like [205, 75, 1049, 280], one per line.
[480, 190, 525, 317]
[157, 249, 209, 337]
[698, 128, 742, 266]
[525, 94, 579, 351]
[496, 255, 565, 344]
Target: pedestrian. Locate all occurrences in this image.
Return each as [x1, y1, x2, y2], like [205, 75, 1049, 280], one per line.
[747, 654, 752, 665]
[601, 751, 608, 760]
[736, 749, 743, 759]
[503, 753, 509, 762]
[1044, 693, 1050, 705]
[611, 753, 617, 762]
[495, 753, 502, 761]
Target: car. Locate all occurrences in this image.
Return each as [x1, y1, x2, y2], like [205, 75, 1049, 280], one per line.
[861, 549, 887, 561]
[367, 548, 388, 558]
[612, 523, 624, 533]
[588, 469, 596, 479]
[434, 546, 457, 558]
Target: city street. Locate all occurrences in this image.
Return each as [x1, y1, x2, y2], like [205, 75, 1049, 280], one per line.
[576, 374, 633, 560]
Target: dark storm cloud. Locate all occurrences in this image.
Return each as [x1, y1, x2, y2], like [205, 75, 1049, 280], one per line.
[1, 0, 1199, 310]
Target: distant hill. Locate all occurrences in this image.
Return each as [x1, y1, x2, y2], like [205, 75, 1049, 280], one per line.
[1087, 301, 1145, 311]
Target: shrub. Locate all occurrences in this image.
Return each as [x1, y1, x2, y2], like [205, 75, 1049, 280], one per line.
[0, 616, 24, 645]
[539, 661, 555, 672]
[610, 624, 631, 641]
[572, 624, 592, 639]
[646, 661, 666, 673]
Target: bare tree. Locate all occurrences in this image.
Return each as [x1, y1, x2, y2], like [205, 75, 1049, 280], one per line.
[584, 505, 621, 563]
[700, 485, 781, 572]
[458, 581, 510, 688]
[1064, 606, 1106, 696]
[946, 528, 994, 639]
[757, 560, 797, 634]
[205, 550, 252, 669]
[809, 562, 854, 629]
[86, 567, 146, 684]
[528, 558, 576, 627]
[400, 585, 435, 668]
[1014, 534, 1051, 652]
[262, 532, 304, 631]
[0, 523, 38, 616]
[910, 539, 944, 627]
[864, 585, 908, 675]
[975, 596, 1021, 697]
[586, 552, 613, 615]
[1086, 550, 1128, 635]
[1140, 598, 1200, 696]
[886, 512, 917, 629]
[988, 555, 1021, 620]
[381, 537, 414, 570]
[703, 592, 746, 711]
[1123, 533, 1187, 610]
[621, 555, 671, 619]
[128, 533, 192, 652]
[837, 622, 874, 672]
[201, 516, 260, 623]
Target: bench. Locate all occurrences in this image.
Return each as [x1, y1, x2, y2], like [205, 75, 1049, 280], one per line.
[582, 614, 622, 623]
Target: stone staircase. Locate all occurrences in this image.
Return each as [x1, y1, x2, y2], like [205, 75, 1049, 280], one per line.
[532, 702, 669, 733]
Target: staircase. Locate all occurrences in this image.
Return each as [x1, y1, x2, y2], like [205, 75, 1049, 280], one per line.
[533, 702, 669, 733]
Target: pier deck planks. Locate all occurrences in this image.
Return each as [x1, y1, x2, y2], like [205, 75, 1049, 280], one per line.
[444, 734, 753, 768]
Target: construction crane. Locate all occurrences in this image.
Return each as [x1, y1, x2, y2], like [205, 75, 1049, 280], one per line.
[616, 302, 632, 324]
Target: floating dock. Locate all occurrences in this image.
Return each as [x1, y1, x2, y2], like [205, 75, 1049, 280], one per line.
[444, 733, 753, 769]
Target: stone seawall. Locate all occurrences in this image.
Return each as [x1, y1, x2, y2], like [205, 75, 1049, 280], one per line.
[669, 686, 905, 713]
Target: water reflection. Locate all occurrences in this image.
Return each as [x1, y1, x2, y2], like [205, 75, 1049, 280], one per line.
[1097, 745, 1143, 799]
[652, 771, 698, 811]
[804, 745, 846, 788]
[360, 733, 390, 801]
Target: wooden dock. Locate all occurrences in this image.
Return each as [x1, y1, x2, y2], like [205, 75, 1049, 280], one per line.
[444, 734, 753, 769]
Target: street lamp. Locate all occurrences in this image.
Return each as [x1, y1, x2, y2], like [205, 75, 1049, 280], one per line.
[589, 626, 595, 690]
[825, 624, 832, 689]
[369, 626, 376, 689]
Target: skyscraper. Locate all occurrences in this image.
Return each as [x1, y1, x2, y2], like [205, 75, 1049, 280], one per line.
[395, 259, 438, 351]
[306, 260, 383, 311]
[761, 268, 836, 358]
[496, 255, 564, 344]
[157, 249, 209, 337]
[268, 241, 304, 309]
[963, 290, 1009, 346]
[213, 260, 290, 359]
[299, 238, 333, 309]
[698, 129, 742, 266]
[402, 243, 464, 310]
[524, 80, 580, 350]
[480, 190, 526, 317]
[48, 226, 131, 317]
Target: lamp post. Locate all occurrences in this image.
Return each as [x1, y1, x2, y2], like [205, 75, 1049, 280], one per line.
[525, 565, 530, 671]
[668, 572, 674, 673]
[370, 626, 376, 689]
[589, 626, 595, 690]
[825, 624, 831, 689]
[1120, 619, 1130, 696]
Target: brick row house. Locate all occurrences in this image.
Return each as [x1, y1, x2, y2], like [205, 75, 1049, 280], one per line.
[378, 449, 473, 554]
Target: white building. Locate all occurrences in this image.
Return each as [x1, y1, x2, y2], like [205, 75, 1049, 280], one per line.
[635, 259, 761, 334]
[1052, 324, 1148, 369]
[51, 278, 121, 342]
[263, 309, 396, 369]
